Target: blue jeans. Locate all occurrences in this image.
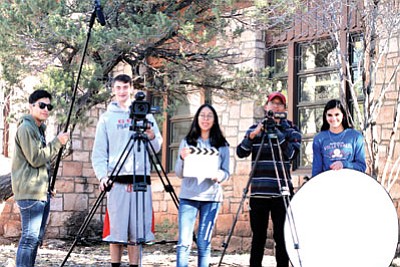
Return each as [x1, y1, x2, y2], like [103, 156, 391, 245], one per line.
[16, 194, 50, 267]
[176, 199, 220, 267]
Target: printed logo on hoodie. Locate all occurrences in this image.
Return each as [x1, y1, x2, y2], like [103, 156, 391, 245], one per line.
[117, 118, 132, 130]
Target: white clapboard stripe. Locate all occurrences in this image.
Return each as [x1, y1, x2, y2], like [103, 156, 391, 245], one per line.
[189, 146, 219, 156]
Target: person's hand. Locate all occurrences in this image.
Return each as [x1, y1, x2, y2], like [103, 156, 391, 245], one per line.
[330, 161, 344, 171]
[50, 189, 57, 198]
[249, 123, 263, 139]
[57, 132, 69, 145]
[99, 177, 111, 191]
[279, 119, 291, 130]
[180, 147, 191, 160]
[145, 128, 155, 140]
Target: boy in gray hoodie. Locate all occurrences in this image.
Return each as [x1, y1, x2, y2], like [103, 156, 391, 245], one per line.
[92, 74, 162, 267]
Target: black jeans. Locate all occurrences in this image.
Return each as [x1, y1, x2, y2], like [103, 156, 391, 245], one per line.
[249, 197, 289, 267]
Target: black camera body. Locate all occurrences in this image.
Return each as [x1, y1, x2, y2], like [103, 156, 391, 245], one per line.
[262, 110, 287, 133]
[129, 91, 159, 132]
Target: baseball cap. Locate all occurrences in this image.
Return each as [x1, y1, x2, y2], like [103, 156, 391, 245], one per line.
[267, 91, 286, 105]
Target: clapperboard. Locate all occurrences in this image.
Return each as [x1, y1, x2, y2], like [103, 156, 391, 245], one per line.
[183, 146, 220, 184]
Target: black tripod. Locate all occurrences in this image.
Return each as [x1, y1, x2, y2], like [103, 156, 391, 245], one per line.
[60, 128, 179, 266]
[218, 127, 302, 267]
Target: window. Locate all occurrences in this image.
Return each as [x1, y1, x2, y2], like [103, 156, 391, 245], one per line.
[269, 47, 288, 92]
[297, 39, 340, 167]
[150, 95, 164, 172]
[168, 98, 192, 172]
[348, 35, 364, 129]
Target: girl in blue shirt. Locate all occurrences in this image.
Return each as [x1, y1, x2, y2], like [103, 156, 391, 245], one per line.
[312, 99, 366, 177]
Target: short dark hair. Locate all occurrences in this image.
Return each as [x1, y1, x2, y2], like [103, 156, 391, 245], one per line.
[321, 99, 352, 131]
[112, 74, 132, 87]
[28, 90, 52, 104]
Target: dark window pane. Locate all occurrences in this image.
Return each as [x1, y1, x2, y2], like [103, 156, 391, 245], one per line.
[171, 120, 191, 144]
[272, 79, 288, 92]
[150, 96, 164, 135]
[269, 47, 288, 92]
[352, 69, 363, 96]
[350, 35, 364, 65]
[299, 73, 340, 102]
[273, 47, 288, 74]
[299, 106, 324, 136]
[168, 98, 191, 172]
[149, 96, 163, 172]
[349, 102, 364, 131]
[169, 148, 179, 173]
[300, 140, 314, 168]
[300, 40, 338, 70]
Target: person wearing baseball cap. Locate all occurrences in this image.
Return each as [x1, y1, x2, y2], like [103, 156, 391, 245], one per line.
[237, 91, 302, 267]
[267, 91, 287, 107]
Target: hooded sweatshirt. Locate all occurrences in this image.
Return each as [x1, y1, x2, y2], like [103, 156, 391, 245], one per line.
[91, 101, 162, 181]
[11, 114, 63, 201]
[174, 138, 230, 202]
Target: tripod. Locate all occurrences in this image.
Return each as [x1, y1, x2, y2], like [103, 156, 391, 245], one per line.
[60, 128, 179, 266]
[218, 128, 302, 267]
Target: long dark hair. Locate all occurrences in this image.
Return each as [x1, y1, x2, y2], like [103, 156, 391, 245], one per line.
[185, 104, 229, 148]
[321, 99, 352, 131]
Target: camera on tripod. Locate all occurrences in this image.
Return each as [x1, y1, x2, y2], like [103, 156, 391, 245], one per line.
[262, 110, 287, 133]
[129, 91, 160, 133]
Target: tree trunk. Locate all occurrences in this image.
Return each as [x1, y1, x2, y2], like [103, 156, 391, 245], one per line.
[0, 173, 12, 202]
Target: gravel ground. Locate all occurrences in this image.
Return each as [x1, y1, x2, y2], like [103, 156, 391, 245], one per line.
[0, 239, 277, 267]
[2, 238, 399, 267]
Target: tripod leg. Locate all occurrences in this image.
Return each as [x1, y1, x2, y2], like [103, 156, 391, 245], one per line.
[218, 133, 268, 267]
[217, 189, 247, 267]
[270, 137, 303, 267]
[60, 190, 107, 266]
[146, 141, 180, 209]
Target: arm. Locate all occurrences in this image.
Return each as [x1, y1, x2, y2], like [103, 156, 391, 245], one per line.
[91, 116, 109, 181]
[214, 145, 230, 183]
[278, 120, 302, 161]
[236, 125, 258, 158]
[311, 136, 323, 177]
[146, 114, 163, 154]
[16, 124, 62, 168]
[174, 139, 187, 178]
[342, 133, 366, 172]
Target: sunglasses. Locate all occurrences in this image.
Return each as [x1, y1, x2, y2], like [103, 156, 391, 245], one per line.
[34, 102, 54, 111]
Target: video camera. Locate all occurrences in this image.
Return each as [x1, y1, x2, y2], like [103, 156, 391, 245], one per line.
[262, 110, 287, 133]
[129, 91, 160, 132]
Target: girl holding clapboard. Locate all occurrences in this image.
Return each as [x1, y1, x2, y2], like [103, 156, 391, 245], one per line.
[175, 104, 230, 267]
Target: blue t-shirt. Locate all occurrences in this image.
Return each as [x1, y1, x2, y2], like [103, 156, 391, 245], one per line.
[312, 128, 366, 177]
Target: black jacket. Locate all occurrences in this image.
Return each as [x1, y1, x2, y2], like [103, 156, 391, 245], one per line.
[236, 119, 301, 197]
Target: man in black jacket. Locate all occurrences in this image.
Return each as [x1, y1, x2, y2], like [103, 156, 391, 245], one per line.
[237, 91, 301, 267]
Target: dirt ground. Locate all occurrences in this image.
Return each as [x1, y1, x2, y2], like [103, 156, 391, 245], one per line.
[0, 238, 277, 267]
[1, 238, 399, 267]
